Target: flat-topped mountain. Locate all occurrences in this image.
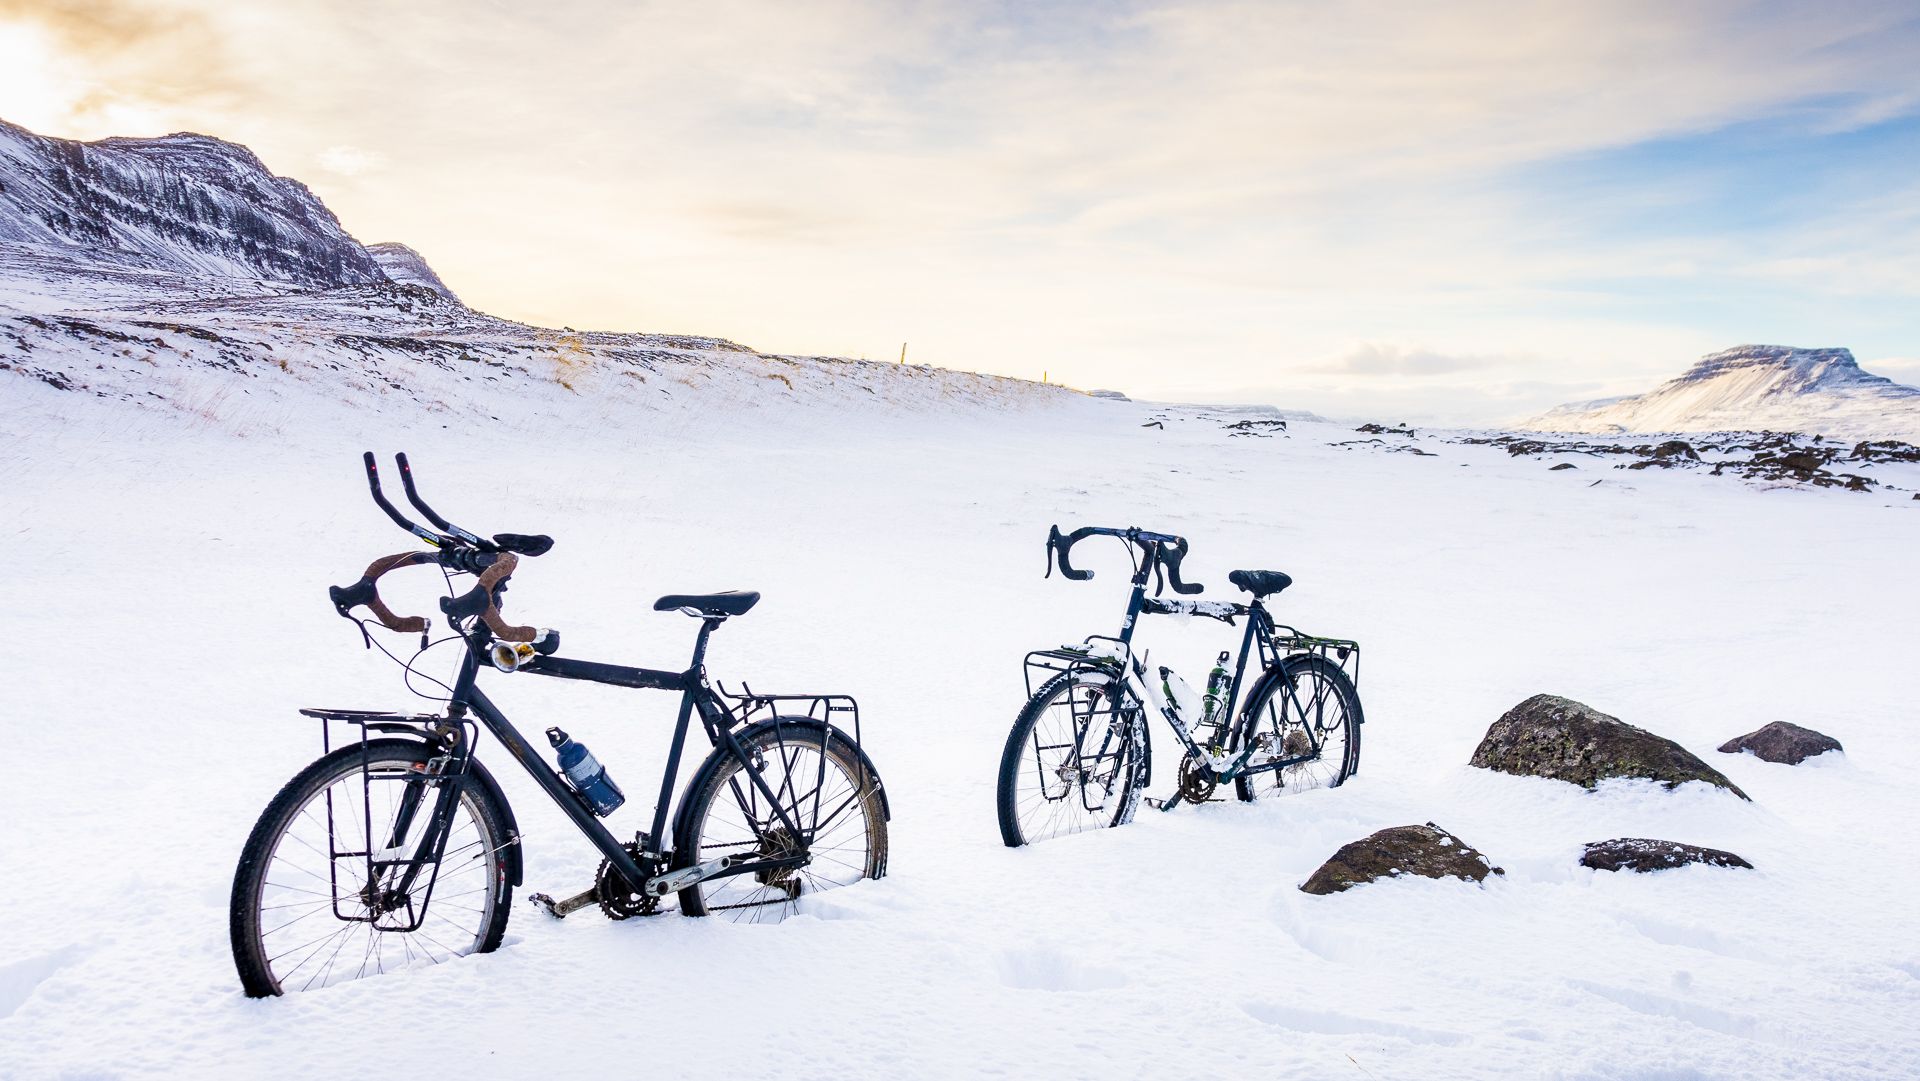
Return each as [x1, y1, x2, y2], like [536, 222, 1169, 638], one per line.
[1525, 345, 1920, 441]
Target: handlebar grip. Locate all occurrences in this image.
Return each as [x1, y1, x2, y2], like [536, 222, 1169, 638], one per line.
[438, 552, 540, 643]
[1049, 525, 1095, 581]
[493, 533, 553, 557]
[1161, 538, 1204, 595]
[330, 551, 437, 633]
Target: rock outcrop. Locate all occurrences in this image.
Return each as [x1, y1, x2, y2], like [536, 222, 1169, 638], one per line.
[1579, 838, 1752, 873]
[1300, 823, 1502, 895]
[1470, 694, 1748, 799]
[1718, 722, 1842, 765]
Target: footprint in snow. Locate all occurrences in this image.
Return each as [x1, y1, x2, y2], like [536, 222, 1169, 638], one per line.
[995, 946, 1129, 993]
[1240, 1001, 1467, 1045]
[0, 944, 91, 1020]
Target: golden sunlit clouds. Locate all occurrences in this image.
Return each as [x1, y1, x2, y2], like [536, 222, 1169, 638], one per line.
[0, 0, 239, 136]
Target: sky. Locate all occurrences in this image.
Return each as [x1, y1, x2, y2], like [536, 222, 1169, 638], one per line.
[2, 0, 1918, 422]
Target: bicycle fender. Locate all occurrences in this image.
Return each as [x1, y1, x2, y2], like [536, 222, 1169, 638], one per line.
[464, 757, 525, 887]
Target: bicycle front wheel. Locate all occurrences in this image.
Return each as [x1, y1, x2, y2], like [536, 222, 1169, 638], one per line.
[675, 722, 888, 923]
[996, 671, 1146, 847]
[1233, 653, 1362, 801]
[229, 738, 513, 997]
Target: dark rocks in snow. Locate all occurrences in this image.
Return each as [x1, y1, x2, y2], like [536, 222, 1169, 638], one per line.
[1580, 837, 1752, 873]
[1470, 694, 1748, 799]
[1356, 422, 1415, 435]
[1550, 462, 1577, 470]
[1851, 439, 1920, 463]
[1717, 721, 1842, 764]
[1300, 822, 1502, 895]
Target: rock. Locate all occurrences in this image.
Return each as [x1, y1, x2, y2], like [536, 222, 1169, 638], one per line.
[1470, 694, 1748, 799]
[1717, 721, 1842, 764]
[1580, 838, 1752, 873]
[1652, 439, 1700, 460]
[1549, 462, 1577, 470]
[1300, 822, 1502, 895]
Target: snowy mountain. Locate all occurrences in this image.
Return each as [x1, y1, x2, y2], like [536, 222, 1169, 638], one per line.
[1524, 345, 1920, 440]
[0, 119, 387, 288]
[366, 241, 460, 302]
[0, 117, 1074, 424]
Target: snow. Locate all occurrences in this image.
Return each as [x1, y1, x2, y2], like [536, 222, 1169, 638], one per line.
[1525, 345, 1920, 442]
[3, 360, 1917, 1079]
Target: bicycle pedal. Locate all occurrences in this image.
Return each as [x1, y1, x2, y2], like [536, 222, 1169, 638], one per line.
[529, 886, 599, 919]
[1144, 797, 1167, 810]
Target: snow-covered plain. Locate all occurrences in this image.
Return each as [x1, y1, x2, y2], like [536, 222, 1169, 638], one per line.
[3, 367, 1918, 1080]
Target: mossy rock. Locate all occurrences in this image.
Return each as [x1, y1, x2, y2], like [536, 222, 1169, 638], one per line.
[1300, 822, 1502, 895]
[1470, 694, 1748, 799]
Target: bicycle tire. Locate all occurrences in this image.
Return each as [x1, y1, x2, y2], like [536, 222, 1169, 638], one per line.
[229, 738, 513, 997]
[674, 722, 887, 922]
[1233, 653, 1362, 801]
[996, 670, 1146, 848]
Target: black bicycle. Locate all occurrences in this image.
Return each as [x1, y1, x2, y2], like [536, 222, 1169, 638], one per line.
[229, 454, 889, 996]
[996, 526, 1362, 847]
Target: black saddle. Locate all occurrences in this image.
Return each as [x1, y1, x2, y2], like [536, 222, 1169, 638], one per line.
[653, 590, 761, 617]
[1228, 570, 1292, 598]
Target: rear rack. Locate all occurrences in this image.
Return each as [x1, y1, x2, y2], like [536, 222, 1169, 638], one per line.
[717, 684, 887, 820]
[1263, 625, 1362, 698]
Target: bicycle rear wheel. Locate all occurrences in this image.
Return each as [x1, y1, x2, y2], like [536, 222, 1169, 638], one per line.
[675, 723, 888, 923]
[996, 671, 1146, 847]
[229, 738, 512, 996]
[1233, 653, 1361, 801]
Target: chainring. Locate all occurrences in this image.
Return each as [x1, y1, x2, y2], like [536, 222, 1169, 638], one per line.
[595, 844, 661, 920]
[1176, 756, 1218, 803]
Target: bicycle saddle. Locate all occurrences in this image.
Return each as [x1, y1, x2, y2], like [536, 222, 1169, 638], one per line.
[1228, 570, 1293, 598]
[653, 590, 761, 617]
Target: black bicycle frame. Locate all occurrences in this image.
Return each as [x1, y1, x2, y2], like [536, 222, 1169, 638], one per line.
[442, 619, 812, 895]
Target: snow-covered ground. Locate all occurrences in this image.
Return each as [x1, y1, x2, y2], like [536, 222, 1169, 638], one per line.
[3, 373, 1917, 1080]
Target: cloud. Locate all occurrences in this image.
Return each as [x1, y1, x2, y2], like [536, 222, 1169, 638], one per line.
[0, 0, 243, 131]
[315, 145, 386, 177]
[1314, 344, 1509, 378]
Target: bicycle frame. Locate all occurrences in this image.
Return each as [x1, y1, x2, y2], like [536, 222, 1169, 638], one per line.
[435, 617, 818, 897]
[1057, 540, 1339, 793]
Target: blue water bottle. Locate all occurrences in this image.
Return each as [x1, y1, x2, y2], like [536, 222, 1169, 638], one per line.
[547, 727, 626, 817]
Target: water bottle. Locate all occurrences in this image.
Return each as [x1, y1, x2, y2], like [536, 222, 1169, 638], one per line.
[1202, 651, 1232, 723]
[547, 727, 625, 817]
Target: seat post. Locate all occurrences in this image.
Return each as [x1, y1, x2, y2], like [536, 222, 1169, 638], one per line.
[688, 617, 722, 671]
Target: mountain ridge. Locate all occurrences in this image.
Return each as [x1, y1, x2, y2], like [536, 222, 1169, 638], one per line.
[0, 118, 391, 289]
[1523, 345, 1920, 441]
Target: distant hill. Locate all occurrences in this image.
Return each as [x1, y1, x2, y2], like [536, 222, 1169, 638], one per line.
[366, 242, 459, 302]
[1523, 345, 1920, 441]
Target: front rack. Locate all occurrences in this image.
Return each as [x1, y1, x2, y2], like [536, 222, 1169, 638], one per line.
[297, 707, 477, 933]
[1023, 634, 1131, 698]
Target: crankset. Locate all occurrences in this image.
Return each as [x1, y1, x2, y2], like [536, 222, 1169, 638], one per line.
[528, 842, 663, 921]
[1176, 756, 1218, 803]
[595, 843, 661, 920]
